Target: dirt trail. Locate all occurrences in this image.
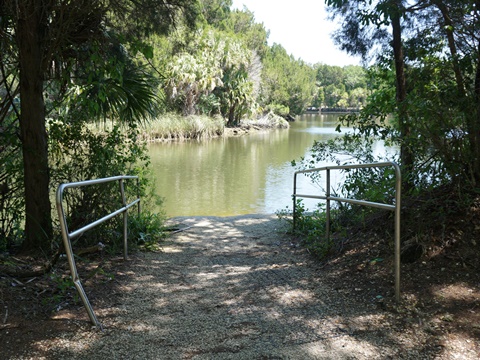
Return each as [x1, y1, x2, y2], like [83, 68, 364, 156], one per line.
[8, 215, 477, 359]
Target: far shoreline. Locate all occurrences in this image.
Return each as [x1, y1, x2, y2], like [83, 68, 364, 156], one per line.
[140, 112, 290, 143]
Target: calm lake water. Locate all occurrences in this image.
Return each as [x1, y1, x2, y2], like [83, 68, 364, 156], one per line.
[149, 114, 391, 217]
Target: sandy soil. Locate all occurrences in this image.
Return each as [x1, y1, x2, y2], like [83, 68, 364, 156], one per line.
[1, 214, 479, 359]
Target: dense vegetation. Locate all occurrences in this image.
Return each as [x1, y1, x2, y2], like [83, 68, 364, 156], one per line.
[0, 0, 197, 257]
[313, 64, 368, 109]
[2, 2, 480, 349]
[6, 0, 476, 267]
[288, 0, 480, 261]
[0, 0, 367, 259]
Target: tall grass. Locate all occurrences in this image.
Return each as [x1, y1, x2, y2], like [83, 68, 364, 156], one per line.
[89, 112, 289, 142]
[139, 114, 225, 141]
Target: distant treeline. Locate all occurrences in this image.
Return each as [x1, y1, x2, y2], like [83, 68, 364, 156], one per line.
[310, 64, 367, 111]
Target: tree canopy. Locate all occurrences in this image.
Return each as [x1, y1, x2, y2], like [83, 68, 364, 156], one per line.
[324, 0, 480, 192]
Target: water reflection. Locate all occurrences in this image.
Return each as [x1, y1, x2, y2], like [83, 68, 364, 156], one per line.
[148, 114, 392, 217]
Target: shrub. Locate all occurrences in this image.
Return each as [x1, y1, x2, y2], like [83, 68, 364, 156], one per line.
[49, 119, 165, 252]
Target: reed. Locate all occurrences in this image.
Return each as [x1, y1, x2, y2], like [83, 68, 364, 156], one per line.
[139, 114, 225, 141]
[88, 112, 289, 142]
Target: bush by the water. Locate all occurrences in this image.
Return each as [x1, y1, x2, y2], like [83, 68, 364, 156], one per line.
[139, 114, 225, 141]
[137, 112, 288, 142]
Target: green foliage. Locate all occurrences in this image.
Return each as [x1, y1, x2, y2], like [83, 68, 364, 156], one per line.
[155, 4, 326, 120]
[287, 111, 400, 259]
[110, 0, 200, 42]
[315, 64, 367, 109]
[147, 3, 371, 122]
[0, 113, 24, 251]
[128, 211, 167, 251]
[296, 124, 398, 204]
[260, 44, 316, 115]
[163, 28, 257, 122]
[242, 111, 289, 129]
[1, 0, 198, 254]
[282, 166, 397, 260]
[41, 24, 169, 253]
[221, 7, 269, 58]
[277, 200, 334, 259]
[0, 48, 23, 250]
[217, 65, 256, 126]
[263, 104, 290, 118]
[199, 0, 233, 27]
[139, 113, 224, 140]
[324, 0, 480, 189]
[56, 41, 161, 125]
[48, 118, 159, 250]
[197, 93, 221, 116]
[44, 272, 79, 307]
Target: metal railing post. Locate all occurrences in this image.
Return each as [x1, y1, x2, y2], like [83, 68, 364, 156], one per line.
[56, 175, 140, 329]
[326, 168, 331, 242]
[119, 178, 128, 260]
[292, 162, 401, 303]
[56, 185, 102, 329]
[393, 163, 402, 303]
[293, 172, 298, 230]
[137, 178, 141, 217]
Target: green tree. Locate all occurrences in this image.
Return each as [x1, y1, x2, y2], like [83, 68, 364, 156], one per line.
[324, 84, 347, 108]
[435, 0, 480, 185]
[199, 0, 232, 26]
[222, 7, 269, 59]
[164, 28, 256, 122]
[0, 0, 199, 254]
[260, 44, 316, 115]
[313, 86, 325, 108]
[316, 64, 346, 88]
[326, 0, 480, 191]
[315, 64, 367, 109]
[405, 0, 480, 186]
[348, 87, 368, 108]
[165, 31, 224, 116]
[326, 0, 415, 190]
[344, 65, 367, 91]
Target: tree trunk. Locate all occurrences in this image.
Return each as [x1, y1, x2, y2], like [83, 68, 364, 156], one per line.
[433, 0, 466, 97]
[470, 2, 480, 185]
[473, 43, 480, 184]
[433, 0, 479, 185]
[227, 104, 236, 127]
[391, 1, 415, 192]
[17, 1, 52, 253]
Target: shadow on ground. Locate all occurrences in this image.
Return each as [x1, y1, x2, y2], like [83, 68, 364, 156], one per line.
[1, 214, 479, 359]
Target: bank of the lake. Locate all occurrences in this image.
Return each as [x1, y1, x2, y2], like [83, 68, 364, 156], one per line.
[139, 112, 289, 142]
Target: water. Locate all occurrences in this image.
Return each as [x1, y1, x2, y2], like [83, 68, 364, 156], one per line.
[148, 114, 390, 217]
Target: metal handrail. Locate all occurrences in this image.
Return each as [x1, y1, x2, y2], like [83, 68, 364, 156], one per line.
[293, 162, 401, 303]
[56, 175, 141, 329]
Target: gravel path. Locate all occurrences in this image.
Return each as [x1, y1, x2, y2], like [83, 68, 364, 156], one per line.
[26, 215, 431, 359]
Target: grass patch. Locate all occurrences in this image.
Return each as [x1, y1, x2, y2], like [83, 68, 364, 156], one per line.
[277, 200, 338, 259]
[88, 112, 288, 142]
[139, 114, 225, 141]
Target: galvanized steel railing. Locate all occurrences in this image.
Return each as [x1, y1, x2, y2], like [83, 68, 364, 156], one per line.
[56, 175, 140, 329]
[293, 162, 402, 302]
